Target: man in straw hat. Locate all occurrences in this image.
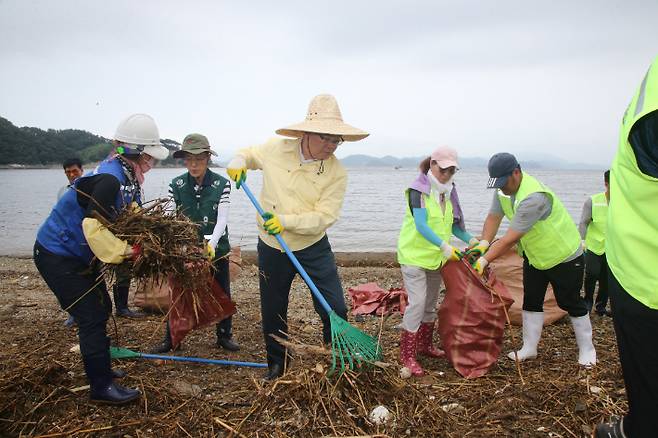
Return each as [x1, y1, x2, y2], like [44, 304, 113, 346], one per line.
[226, 94, 368, 380]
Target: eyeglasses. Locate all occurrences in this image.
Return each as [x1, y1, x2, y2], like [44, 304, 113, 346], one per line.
[183, 153, 209, 163]
[318, 133, 344, 146]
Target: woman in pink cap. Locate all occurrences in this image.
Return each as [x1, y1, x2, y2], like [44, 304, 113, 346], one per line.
[396, 146, 480, 376]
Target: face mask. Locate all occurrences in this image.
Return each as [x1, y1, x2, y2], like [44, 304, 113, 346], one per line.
[427, 171, 454, 197]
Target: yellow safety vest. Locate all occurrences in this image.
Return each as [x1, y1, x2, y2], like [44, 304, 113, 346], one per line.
[607, 56, 658, 310]
[397, 190, 453, 270]
[585, 192, 608, 256]
[498, 172, 581, 270]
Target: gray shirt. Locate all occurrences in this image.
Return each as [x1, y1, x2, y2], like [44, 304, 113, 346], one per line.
[490, 191, 583, 262]
[578, 197, 593, 239]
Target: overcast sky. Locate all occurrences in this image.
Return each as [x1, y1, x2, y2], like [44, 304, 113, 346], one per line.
[1, 0, 656, 165]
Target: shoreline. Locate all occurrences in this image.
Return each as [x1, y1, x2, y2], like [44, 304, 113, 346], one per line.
[1, 251, 400, 267]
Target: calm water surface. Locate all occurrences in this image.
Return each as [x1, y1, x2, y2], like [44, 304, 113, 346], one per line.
[0, 167, 604, 256]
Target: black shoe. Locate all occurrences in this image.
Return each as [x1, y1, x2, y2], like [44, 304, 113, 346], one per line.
[262, 363, 284, 381]
[216, 337, 240, 352]
[111, 369, 126, 379]
[150, 339, 179, 354]
[90, 382, 140, 405]
[115, 308, 145, 318]
[595, 418, 626, 438]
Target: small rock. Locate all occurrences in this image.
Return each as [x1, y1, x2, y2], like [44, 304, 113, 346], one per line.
[574, 401, 587, 413]
[399, 367, 412, 379]
[590, 386, 602, 394]
[314, 363, 325, 374]
[536, 426, 546, 432]
[69, 344, 80, 353]
[368, 405, 392, 425]
[172, 380, 202, 397]
[441, 403, 465, 414]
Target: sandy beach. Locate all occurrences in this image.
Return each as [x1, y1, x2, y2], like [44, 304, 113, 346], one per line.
[0, 255, 626, 437]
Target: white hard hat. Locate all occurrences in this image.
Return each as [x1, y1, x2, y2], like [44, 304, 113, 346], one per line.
[114, 113, 169, 160]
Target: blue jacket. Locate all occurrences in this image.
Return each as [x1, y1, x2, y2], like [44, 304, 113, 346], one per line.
[36, 158, 140, 263]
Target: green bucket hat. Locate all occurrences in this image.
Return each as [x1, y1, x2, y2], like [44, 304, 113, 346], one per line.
[173, 133, 218, 159]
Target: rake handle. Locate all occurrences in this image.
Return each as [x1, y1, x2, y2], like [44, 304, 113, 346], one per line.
[241, 181, 333, 314]
[139, 353, 268, 368]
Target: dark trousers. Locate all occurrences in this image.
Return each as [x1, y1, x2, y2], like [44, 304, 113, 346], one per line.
[522, 254, 588, 317]
[213, 257, 232, 338]
[583, 251, 609, 312]
[33, 242, 112, 388]
[112, 263, 132, 312]
[258, 236, 347, 368]
[609, 271, 658, 437]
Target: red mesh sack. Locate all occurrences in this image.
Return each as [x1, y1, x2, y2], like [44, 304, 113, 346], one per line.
[438, 259, 514, 379]
[348, 282, 408, 316]
[169, 276, 236, 348]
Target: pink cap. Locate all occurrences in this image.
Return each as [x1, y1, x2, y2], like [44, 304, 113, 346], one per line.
[431, 146, 459, 169]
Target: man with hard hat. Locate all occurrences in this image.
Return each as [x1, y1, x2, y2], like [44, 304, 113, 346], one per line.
[467, 153, 596, 367]
[595, 56, 658, 438]
[34, 113, 168, 404]
[226, 94, 368, 381]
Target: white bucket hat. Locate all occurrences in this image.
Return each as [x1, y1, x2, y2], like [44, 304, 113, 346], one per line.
[276, 94, 369, 142]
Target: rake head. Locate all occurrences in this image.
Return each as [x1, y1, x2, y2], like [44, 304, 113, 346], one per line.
[110, 346, 141, 360]
[329, 311, 382, 374]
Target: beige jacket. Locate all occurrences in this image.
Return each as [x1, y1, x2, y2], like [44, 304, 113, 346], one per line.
[236, 137, 347, 251]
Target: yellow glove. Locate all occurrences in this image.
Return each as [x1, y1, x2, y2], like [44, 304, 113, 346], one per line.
[262, 212, 284, 235]
[465, 239, 490, 259]
[82, 218, 131, 264]
[226, 156, 247, 189]
[440, 242, 463, 262]
[206, 240, 216, 261]
[473, 257, 489, 275]
[130, 201, 141, 212]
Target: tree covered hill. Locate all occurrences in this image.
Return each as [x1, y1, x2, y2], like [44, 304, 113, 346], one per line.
[0, 117, 181, 166]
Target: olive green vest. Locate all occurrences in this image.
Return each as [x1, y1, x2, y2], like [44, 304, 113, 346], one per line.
[585, 192, 608, 256]
[170, 170, 230, 258]
[607, 56, 658, 309]
[397, 190, 453, 270]
[498, 172, 580, 270]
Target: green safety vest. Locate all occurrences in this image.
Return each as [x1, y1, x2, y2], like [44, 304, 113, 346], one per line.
[585, 192, 608, 256]
[607, 56, 658, 310]
[397, 190, 453, 270]
[169, 170, 230, 258]
[498, 172, 580, 270]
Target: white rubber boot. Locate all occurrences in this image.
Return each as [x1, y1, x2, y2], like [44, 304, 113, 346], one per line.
[570, 315, 597, 366]
[507, 311, 544, 361]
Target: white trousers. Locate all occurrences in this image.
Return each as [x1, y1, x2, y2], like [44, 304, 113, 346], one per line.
[400, 264, 443, 332]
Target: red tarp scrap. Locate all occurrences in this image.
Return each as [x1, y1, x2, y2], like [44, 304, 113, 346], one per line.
[348, 282, 408, 316]
[169, 276, 236, 348]
[438, 260, 514, 379]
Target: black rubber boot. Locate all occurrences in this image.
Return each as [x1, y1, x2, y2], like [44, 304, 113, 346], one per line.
[85, 354, 139, 405]
[215, 323, 240, 351]
[150, 321, 178, 354]
[113, 282, 144, 318]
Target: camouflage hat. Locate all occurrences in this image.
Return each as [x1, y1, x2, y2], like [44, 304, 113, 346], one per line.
[172, 133, 218, 158]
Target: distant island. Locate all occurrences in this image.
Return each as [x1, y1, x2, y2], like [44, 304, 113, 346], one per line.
[338, 154, 603, 170]
[0, 116, 603, 170]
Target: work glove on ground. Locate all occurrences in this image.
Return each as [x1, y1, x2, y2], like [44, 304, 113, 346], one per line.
[472, 257, 488, 275]
[226, 156, 247, 189]
[262, 212, 284, 235]
[440, 242, 463, 262]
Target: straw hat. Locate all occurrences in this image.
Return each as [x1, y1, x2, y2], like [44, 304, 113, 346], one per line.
[276, 94, 369, 142]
